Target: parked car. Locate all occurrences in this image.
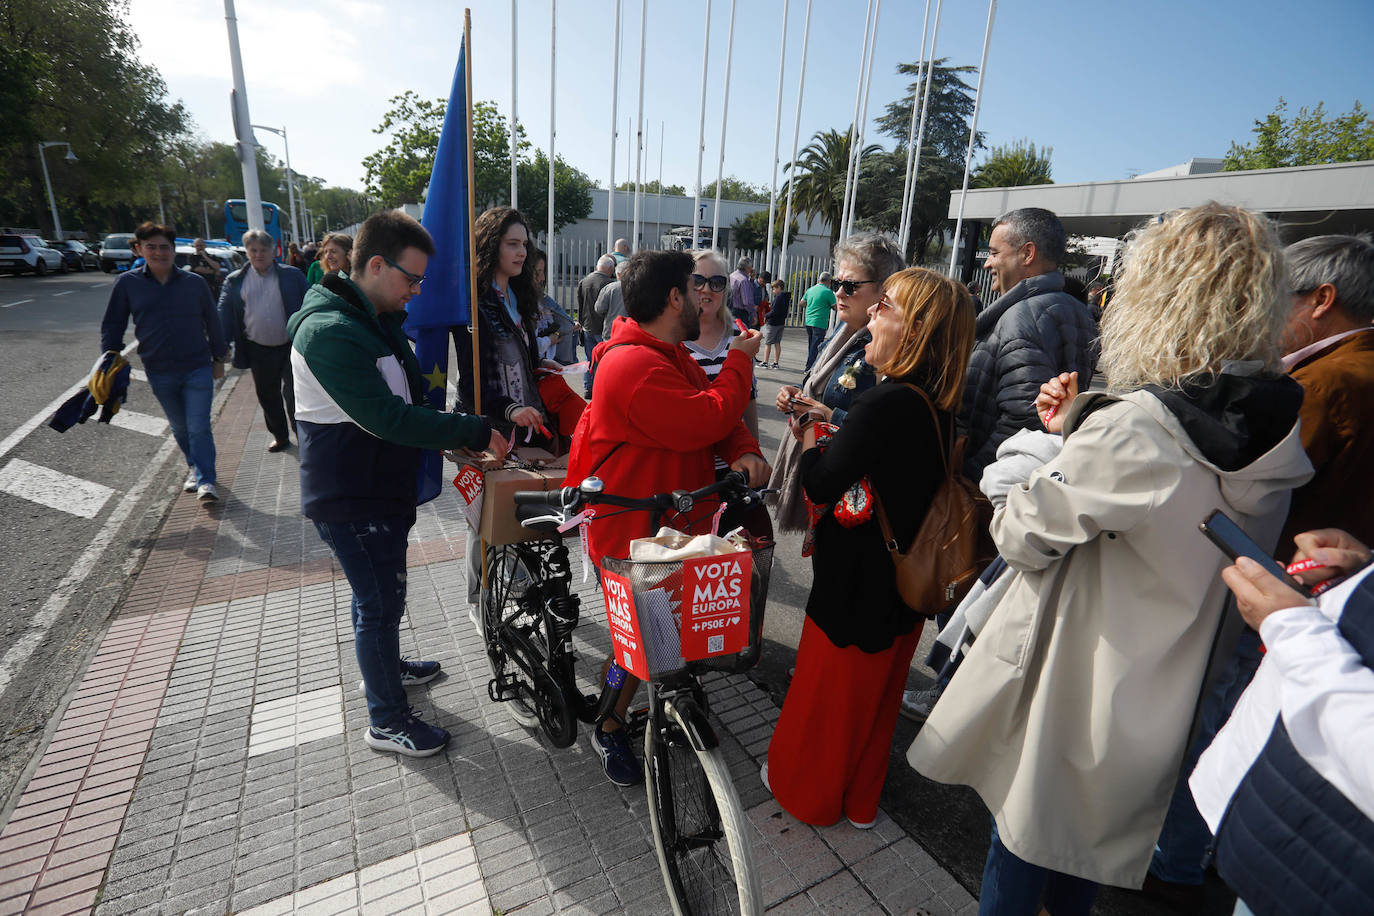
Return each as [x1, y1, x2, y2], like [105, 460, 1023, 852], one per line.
[48, 239, 100, 271]
[0, 234, 66, 276]
[99, 233, 137, 272]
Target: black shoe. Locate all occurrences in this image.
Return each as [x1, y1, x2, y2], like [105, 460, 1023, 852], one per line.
[591, 727, 642, 786]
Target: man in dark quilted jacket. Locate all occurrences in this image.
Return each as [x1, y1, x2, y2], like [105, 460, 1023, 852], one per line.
[959, 208, 1097, 477]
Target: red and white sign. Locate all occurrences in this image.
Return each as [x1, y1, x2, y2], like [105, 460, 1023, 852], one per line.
[601, 569, 650, 680]
[452, 466, 484, 529]
[680, 552, 752, 660]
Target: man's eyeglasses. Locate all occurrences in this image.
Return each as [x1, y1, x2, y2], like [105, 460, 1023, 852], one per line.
[383, 256, 425, 291]
[835, 278, 876, 296]
[691, 273, 728, 293]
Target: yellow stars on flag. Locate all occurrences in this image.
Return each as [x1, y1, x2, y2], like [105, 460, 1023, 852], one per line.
[422, 364, 447, 393]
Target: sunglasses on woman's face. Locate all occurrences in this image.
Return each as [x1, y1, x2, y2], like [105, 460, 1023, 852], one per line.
[834, 278, 876, 296]
[691, 273, 728, 292]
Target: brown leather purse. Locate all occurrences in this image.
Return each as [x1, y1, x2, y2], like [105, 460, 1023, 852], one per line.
[873, 384, 994, 617]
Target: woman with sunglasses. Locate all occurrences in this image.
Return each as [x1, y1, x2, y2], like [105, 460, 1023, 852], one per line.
[763, 268, 976, 828]
[769, 232, 903, 532]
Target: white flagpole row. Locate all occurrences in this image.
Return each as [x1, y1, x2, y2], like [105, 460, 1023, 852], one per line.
[838, 0, 874, 242]
[904, 0, 944, 254]
[847, 0, 882, 238]
[778, 0, 813, 285]
[547, 0, 556, 248]
[510, 0, 518, 208]
[949, 0, 996, 274]
[692, 0, 712, 249]
[711, 0, 738, 250]
[764, 0, 790, 273]
[631, 0, 647, 251]
[897, 0, 932, 248]
[606, 0, 621, 253]
[655, 121, 664, 245]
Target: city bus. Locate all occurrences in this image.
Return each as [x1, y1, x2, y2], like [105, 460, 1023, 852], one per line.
[223, 200, 283, 257]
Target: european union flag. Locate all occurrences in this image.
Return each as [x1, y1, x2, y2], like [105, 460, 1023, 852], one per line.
[405, 32, 473, 505]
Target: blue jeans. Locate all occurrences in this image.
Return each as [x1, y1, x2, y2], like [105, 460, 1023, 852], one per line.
[804, 325, 827, 371]
[1150, 627, 1265, 883]
[146, 365, 216, 485]
[980, 821, 1098, 916]
[313, 514, 414, 727]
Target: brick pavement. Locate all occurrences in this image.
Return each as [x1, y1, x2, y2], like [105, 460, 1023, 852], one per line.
[0, 372, 976, 915]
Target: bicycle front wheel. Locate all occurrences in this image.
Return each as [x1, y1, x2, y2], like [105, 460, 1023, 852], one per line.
[645, 693, 761, 915]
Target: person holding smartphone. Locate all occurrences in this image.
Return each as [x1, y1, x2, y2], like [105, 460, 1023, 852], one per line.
[908, 203, 1315, 912]
[1190, 528, 1374, 916]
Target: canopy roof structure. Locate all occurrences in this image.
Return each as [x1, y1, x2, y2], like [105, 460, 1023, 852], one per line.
[948, 159, 1374, 241]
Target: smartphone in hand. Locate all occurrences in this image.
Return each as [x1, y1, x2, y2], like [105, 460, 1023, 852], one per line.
[1199, 509, 1312, 598]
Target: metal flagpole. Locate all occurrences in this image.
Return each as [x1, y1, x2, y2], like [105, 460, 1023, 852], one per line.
[903, 0, 943, 252]
[711, 0, 738, 249]
[896, 1, 929, 247]
[631, 0, 647, 251]
[606, 0, 621, 253]
[847, 0, 881, 238]
[949, 0, 996, 273]
[778, 0, 812, 285]
[547, 0, 557, 249]
[655, 121, 664, 245]
[692, 0, 712, 249]
[838, 0, 874, 242]
[509, 0, 518, 208]
[897, 0, 931, 248]
[764, 0, 790, 274]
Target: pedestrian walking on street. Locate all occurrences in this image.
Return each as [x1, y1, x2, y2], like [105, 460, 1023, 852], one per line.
[100, 222, 229, 502]
[289, 210, 507, 758]
[763, 268, 975, 829]
[761, 279, 791, 369]
[219, 229, 308, 452]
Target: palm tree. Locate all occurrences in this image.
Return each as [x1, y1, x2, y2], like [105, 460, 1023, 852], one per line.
[974, 139, 1053, 188]
[783, 128, 881, 247]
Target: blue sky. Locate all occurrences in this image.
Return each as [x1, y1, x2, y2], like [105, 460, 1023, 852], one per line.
[129, 0, 1373, 195]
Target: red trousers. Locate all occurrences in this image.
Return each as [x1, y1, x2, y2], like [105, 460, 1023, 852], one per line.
[767, 615, 924, 826]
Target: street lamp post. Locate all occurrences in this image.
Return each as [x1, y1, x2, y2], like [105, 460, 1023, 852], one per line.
[37, 142, 77, 241]
[303, 208, 313, 244]
[202, 200, 218, 239]
[253, 123, 301, 245]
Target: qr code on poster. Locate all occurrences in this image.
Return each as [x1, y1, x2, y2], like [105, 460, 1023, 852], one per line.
[708, 634, 724, 653]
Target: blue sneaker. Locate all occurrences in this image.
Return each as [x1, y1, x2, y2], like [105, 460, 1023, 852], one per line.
[400, 658, 441, 686]
[592, 727, 642, 786]
[364, 709, 450, 758]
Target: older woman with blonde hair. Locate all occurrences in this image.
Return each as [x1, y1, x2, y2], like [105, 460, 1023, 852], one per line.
[764, 267, 975, 829]
[909, 202, 1315, 915]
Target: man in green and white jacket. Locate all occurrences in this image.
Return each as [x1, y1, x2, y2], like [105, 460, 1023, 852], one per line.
[289, 210, 507, 758]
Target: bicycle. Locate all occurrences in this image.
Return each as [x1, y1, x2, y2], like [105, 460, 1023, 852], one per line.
[479, 470, 773, 915]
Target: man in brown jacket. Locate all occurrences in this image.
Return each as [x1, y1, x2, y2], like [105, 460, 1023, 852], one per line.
[1278, 233, 1374, 557]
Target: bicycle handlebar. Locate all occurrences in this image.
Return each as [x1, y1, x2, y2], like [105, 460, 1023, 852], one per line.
[511, 470, 765, 519]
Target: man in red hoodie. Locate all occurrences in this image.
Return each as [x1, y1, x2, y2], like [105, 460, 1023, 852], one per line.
[565, 248, 770, 785]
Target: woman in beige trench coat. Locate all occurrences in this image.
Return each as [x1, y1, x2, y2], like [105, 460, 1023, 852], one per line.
[908, 203, 1315, 913]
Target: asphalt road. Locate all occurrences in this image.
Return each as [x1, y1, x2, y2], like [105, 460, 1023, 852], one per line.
[0, 269, 228, 818]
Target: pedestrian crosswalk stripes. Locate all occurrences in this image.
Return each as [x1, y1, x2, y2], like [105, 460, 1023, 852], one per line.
[0, 458, 115, 519]
[107, 407, 168, 436]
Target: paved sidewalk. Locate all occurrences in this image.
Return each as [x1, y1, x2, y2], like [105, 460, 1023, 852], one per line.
[0, 370, 975, 915]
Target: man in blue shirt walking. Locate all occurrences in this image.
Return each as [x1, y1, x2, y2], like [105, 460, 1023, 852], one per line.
[100, 222, 229, 501]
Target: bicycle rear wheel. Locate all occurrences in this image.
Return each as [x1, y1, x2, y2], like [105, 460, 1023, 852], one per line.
[645, 692, 761, 915]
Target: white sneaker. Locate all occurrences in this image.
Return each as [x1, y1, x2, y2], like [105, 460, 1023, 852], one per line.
[760, 761, 771, 794]
[197, 483, 220, 502]
[899, 684, 942, 722]
[183, 471, 198, 493]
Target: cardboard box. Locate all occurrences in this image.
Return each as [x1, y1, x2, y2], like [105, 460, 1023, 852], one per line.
[478, 448, 570, 546]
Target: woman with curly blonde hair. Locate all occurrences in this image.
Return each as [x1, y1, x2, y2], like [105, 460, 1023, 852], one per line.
[909, 202, 1315, 914]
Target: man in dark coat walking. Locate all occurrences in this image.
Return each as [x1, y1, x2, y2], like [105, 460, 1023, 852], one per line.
[958, 208, 1097, 477]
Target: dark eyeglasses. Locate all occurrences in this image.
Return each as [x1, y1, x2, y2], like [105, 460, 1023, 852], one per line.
[382, 256, 425, 290]
[691, 273, 728, 292]
[835, 278, 876, 296]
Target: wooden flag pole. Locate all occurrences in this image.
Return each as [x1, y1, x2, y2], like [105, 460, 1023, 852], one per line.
[464, 9, 492, 592]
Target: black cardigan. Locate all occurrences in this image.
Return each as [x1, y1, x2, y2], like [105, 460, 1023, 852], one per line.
[799, 378, 951, 652]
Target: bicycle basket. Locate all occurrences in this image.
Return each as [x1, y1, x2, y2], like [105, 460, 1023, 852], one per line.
[599, 542, 773, 682]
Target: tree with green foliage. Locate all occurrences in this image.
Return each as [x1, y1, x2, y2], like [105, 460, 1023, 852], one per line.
[616, 179, 688, 196]
[782, 129, 881, 247]
[0, 0, 193, 234]
[1224, 98, 1374, 170]
[975, 140, 1053, 188]
[701, 176, 770, 204]
[517, 151, 596, 236]
[874, 58, 983, 262]
[731, 209, 800, 250]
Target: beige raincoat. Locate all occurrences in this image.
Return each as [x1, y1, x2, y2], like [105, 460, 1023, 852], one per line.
[908, 385, 1313, 887]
